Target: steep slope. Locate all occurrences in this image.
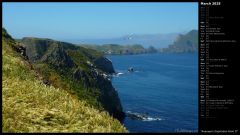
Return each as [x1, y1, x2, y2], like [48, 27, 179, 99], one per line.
[20, 37, 124, 121]
[2, 28, 127, 132]
[161, 30, 198, 53]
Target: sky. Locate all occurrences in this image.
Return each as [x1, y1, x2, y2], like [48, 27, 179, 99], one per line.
[3, 2, 198, 40]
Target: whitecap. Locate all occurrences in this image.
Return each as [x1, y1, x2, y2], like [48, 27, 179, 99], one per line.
[117, 72, 124, 75]
[142, 117, 162, 121]
[126, 111, 162, 121]
[113, 72, 124, 77]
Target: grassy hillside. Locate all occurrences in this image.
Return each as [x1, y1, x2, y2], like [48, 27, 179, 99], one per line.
[2, 28, 127, 133]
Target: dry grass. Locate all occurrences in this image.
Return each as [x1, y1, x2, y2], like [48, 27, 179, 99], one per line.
[2, 38, 127, 133]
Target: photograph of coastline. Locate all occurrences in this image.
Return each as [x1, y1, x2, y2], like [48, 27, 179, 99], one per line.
[2, 2, 198, 133]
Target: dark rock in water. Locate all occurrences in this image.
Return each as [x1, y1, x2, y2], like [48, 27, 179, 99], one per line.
[126, 111, 161, 121]
[126, 111, 148, 121]
[128, 67, 134, 72]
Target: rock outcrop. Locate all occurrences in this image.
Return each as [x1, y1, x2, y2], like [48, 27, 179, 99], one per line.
[41, 45, 74, 68]
[94, 57, 115, 74]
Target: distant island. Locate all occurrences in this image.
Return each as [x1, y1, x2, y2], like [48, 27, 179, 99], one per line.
[81, 30, 198, 55]
[81, 44, 158, 55]
[160, 30, 198, 53]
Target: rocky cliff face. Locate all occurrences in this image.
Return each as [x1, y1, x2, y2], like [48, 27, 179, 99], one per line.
[20, 37, 125, 121]
[94, 57, 115, 74]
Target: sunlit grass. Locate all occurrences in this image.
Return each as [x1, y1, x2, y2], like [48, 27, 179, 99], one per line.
[2, 32, 127, 133]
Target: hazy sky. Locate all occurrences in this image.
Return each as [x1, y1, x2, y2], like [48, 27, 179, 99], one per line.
[3, 2, 198, 40]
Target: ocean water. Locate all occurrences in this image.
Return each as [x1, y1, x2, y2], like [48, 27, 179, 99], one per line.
[107, 53, 198, 133]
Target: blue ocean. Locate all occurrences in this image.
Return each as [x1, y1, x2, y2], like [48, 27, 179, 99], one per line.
[107, 53, 198, 133]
